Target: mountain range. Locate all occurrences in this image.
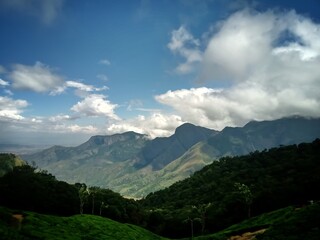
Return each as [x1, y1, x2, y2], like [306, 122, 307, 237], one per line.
[21, 116, 320, 198]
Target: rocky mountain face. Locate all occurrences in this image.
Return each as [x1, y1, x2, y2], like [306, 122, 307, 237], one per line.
[134, 123, 217, 170]
[21, 117, 320, 198]
[24, 131, 149, 168]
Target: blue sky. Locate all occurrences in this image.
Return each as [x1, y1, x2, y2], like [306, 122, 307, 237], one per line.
[0, 0, 320, 146]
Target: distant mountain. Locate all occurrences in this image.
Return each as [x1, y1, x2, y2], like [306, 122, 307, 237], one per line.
[21, 117, 320, 198]
[206, 116, 320, 156]
[23, 131, 149, 168]
[134, 123, 217, 170]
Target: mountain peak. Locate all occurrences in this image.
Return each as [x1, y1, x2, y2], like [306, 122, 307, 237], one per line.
[174, 122, 197, 134]
[86, 131, 147, 146]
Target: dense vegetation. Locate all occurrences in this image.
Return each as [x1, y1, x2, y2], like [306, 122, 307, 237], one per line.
[0, 207, 166, 240]
[0, 139, 319, 239]
[141, 139, 320, 238]
[1, 200, 319, 240]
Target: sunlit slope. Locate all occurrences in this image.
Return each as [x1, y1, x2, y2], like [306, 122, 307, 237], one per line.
[112, 141, 215, 198]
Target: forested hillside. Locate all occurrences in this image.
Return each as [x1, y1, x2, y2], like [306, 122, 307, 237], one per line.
[141, 139, 320, 238]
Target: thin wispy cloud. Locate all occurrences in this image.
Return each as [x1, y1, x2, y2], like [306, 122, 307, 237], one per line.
[96, 74, 109, 82]
[0, 0, 64, 25]
[168, 26, 202, 74]
[99, 59, 111, 66]
[0, 79, 9, 87]
[10, 62, 64, 93]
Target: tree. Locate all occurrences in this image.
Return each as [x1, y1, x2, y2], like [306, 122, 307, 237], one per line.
[99, 201, 108, 216]
[234, 182, 253, 218]
[88, 186, 100, 215]
[184, 216, 196, 239]
[76, 184, 89, 215]
[193, 203, 212, 234]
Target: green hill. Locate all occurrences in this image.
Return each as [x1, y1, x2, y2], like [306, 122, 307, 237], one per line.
[0, 207, 167, 240]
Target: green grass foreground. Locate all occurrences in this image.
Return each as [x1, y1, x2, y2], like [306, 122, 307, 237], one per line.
[0, 207, 168, 240]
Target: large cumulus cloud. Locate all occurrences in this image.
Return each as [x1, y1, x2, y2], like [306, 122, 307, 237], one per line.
[162, 9, 320, 130]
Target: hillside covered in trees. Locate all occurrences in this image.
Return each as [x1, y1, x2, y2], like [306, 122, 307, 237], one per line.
[140, 139, 320, 238]
[0, 139, 319, 239]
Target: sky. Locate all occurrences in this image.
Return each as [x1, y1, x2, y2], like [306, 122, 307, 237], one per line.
[0, 0, 320, 146]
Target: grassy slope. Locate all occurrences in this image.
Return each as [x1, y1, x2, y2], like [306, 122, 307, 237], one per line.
[0, 207, 167, 240]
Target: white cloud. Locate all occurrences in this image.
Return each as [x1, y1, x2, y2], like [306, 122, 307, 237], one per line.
[168, 26, 202, 74]
[0, 78, 9, 87]
[71, 94, 120, 120]
[0, 0, 64, 24]
[0, 96, 28, 121]
[48, 114, 73, 122]
[107, 113, 184, 138]
[49, 80, 108, 96]
[52, 124, 99, 134]
[99, 59, 111, 66]
[66, 81, 108, 92]
[201, 9, 279, 81]
[10, 62, 64, 93]
[161, 9, 320, 130]
[4, 89, 13, 96]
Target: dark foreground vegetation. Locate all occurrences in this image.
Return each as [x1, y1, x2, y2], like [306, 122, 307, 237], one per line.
[0, 206, 166, 240]
[0, 201, 319, 239]
[0, 139, 319, 239]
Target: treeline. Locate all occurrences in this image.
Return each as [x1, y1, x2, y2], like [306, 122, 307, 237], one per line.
[0, 163, 146, 226]
[140, 139, 320, 238]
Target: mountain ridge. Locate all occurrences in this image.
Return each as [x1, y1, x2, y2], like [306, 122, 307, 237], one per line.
[21, 116, 320, 198]
[134, 123, 216, 170]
